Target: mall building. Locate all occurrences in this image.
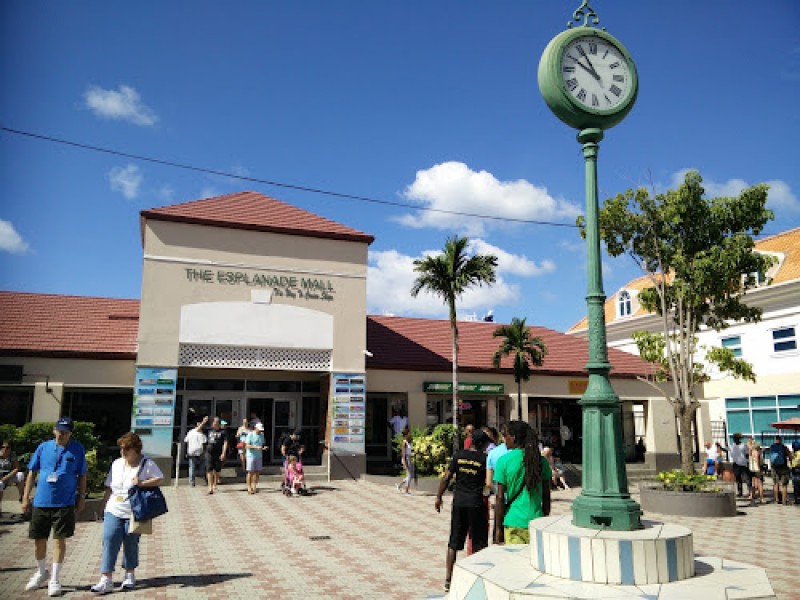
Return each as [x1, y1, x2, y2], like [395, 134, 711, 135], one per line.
[0, 192, 674, 477]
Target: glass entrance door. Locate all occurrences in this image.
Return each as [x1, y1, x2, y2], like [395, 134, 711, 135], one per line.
[182, 394, 242, 463]
[272, 398, 295, 463]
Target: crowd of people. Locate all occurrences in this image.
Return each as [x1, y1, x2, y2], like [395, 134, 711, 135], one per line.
[718, 433, 800, 506]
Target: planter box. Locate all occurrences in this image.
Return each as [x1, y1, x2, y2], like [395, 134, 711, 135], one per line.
[640, 482, 736, 517]
[76, 497, 105, 522]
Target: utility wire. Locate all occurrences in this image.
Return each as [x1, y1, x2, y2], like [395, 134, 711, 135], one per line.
[0, 126, 579, 229]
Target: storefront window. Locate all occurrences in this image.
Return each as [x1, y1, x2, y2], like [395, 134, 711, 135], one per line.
[64, 389, 133, 446]
[0, 388, 33, 426]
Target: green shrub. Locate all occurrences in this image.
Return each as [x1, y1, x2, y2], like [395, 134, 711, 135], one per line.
[656, 469, 721, 493]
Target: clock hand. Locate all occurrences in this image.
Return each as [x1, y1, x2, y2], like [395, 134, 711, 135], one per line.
[576, 60, 601, 83]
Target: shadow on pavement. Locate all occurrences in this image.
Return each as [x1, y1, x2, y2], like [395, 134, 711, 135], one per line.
[137, 572, 253, 589]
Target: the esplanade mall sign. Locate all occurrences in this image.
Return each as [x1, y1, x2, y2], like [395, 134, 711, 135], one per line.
[183, 267, 335, 301]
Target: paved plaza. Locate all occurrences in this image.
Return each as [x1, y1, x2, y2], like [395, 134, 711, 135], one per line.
[0, 477, 797, 599]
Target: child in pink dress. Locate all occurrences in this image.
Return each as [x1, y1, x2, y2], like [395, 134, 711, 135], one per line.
[286, 455, 305, 495]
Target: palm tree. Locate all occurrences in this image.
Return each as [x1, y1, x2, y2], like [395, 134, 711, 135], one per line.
[411, 236, 497, 451]
[493, 317, 547, 421]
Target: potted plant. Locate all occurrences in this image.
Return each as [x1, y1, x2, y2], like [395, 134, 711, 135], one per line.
[639, 469, 736, 517]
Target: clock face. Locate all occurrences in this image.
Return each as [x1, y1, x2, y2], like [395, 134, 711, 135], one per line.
[559, 35, 633, 112]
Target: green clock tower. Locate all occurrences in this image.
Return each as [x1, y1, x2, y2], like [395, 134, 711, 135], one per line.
[538, 0, 642, 530]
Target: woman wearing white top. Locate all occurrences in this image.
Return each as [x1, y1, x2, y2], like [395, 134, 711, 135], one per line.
[91, 432, 163, 594]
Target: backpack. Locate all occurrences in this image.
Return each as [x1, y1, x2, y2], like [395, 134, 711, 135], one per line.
[769, 444, 786, 467]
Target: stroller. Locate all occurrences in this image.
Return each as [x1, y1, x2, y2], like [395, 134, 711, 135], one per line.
[282, 456, 308, 496]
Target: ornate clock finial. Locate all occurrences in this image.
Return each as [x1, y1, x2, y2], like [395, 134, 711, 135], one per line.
[567, 0, 601, 29]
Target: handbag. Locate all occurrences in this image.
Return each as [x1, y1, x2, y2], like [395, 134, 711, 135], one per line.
[236, 441, 245, 450]
[129, 515, 152, 535]
[127, 458, 168, 521]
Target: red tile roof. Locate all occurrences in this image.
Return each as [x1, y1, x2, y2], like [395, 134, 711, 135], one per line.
[140, 191, 374, 244]
[0, 291, 139, 359]
[367, 315, 654, 378]
[0, 292, 652, 378]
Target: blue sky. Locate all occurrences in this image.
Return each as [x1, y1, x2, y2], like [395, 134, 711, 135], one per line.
[2, 1, 799, 333]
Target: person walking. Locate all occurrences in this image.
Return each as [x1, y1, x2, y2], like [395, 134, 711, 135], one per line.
[434, 429, 491, 593]
[729, 433, 753, 501]
[245, 423, 267, 494]
[183, 417, 207, 487]
[0, 439, 25, 515]
[768, 435, 791, 506]
[21, 416, 87, 597]
[492, 420, 551, 545]
[235, 418, 251, 474]
[747, 437, 766, 505]
[396, 427, 414, 494]
[205, 417, 229, 495]
[90, 432, 164, 594]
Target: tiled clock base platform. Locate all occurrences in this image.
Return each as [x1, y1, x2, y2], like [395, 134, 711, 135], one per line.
[448, 515, 776, 599]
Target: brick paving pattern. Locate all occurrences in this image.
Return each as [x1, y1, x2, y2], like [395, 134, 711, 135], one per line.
[0, 480, 797, 599]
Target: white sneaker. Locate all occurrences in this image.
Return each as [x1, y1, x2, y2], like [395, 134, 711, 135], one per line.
[47, 580, 62, 597]
[25, 570, 49, 591]
[120, 573, 136, 590]
[90, 579, 113, 594]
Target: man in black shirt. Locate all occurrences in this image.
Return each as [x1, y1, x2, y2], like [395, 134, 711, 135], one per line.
[205, 417, 229, 495]
[434, 429, 490, 593]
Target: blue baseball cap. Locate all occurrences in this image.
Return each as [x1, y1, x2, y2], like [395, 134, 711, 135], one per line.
[55, 416, 74, 432]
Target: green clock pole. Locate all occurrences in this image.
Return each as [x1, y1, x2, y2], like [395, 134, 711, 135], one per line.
[570, 127, 641, 530]
[538, 0, 642, 531]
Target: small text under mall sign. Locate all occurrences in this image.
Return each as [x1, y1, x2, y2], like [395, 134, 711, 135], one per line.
[183, 268, 335, 301]
[424, 382, 504, 394]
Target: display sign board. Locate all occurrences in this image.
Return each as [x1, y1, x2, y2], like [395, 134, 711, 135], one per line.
[132, 367, 177, 457]
[330, 373, 366, 454]
[424, 382, 504, 394]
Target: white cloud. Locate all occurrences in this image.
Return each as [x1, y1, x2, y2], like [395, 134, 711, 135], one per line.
[84, 85, 157, 126]
[108, 164, 143, 199]
[157, 185, 175, 203]
[671, 169, 798, 213]
[199, 186, 219, 200]
[0, 219, 30, 254]
[397, 162, 581, 236]
[468, 239, 556, 277]
[367, 248, 519, 318]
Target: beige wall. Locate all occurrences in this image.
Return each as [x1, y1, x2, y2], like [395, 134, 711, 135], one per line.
[138, 220, 369, 372]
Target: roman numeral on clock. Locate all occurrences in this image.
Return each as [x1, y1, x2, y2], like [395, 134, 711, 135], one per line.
[610, 84, 622, 97]
[588, 42, 597, 55]
[576, 44, 586, 57]
[566, 78, 578, 91]
[563, 66, 575, 73]
[613, 74, 624, 82]
[592, 94, 599, 107]
[609, 61, 621, 69]
[577, 89, 587, 102]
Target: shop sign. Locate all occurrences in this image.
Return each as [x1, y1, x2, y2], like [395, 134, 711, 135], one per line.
[132, 367, 177, 457]
[330, 373, 367, 452]
[424, 382, 504, 394]
[183, 268, 335, 301]
[568, 379, 588, 395]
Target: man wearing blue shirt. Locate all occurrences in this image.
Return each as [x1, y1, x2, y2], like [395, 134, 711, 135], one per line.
[21, 417, 87, 597]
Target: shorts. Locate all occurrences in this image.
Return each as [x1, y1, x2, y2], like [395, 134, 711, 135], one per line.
[772, 465, 790, 485]
[246, 455, 263, 472]
[448, 505, 488, 551]
[504, 527, 530, 545]
[29, 506, 76, 539]
[206, 454, 223, 472]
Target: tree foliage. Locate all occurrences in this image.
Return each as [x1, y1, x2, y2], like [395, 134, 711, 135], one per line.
[582, 170, 774, 472]
[411, 235, 497, 451]
[493, 317, 548, 418]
